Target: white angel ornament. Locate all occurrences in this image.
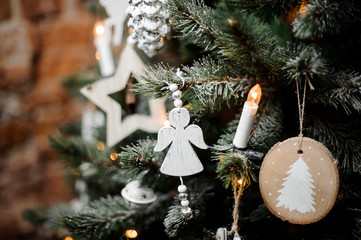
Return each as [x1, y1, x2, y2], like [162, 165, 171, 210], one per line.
[154, 107, 208, 176]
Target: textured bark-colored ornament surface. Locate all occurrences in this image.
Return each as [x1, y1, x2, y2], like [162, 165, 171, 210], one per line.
[259, 137, 339, 224]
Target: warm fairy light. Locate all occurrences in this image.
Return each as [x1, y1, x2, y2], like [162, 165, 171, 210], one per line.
[95, 51, 100, 60]
[94, 22, 105, 36]
[219, 155, 224, 162]
[246, 84, 262, 106]
[299, 1, 309, 17]
[233, 84, 262, 148]
[238, 178, 243, 186]
[227, 18, 237, 26]
[64, 236, 73, 240]
[110, 152, 118, 161]
[70, 169, 79, 177]
[125, 229, 138, 238]
[164, 119, 171, 127]
[97, 142, 105, 151]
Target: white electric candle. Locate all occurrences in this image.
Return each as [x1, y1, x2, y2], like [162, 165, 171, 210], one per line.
[233, 84, 262, 148]
[94, 22, 115, 76]
[81, 103, 105, 143]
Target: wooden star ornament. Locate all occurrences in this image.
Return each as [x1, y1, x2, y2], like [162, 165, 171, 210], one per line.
[81, 44, 167, 147]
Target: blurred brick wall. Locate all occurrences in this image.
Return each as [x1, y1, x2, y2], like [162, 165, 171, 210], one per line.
[0, 0, 96, 238]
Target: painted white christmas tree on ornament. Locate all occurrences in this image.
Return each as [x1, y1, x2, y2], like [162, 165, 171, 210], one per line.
[276, 156, 316, 213]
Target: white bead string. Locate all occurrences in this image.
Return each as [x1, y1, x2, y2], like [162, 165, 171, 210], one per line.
[161, 68, 186, 92]
[169, 81, 183, 110]
[168, 70, 192, 218]
[169, 82, 191, 218]
[175, 68, 186, 88]
[178, 179, 192, 219]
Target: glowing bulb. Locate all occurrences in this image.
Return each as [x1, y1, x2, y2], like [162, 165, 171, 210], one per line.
[97, 142, 105, 151]
[125, 229, 138, 238]
[70, 169, 79, 177]
[94, 22, 105, 36]
[238, 178, 243, 185]
[233, 83, 262, 148]
[164, 120, 171, 127]
[65, 236, 73, 240]
[110, 152, 118, 161]
[246, 84, 262, 106]
[299, 1, 309, 17]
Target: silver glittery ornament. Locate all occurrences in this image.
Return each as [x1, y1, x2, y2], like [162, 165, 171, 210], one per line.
[127, 0, 170, 57]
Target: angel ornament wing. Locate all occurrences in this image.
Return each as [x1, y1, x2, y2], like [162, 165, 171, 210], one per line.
[154, 108, 208, 176]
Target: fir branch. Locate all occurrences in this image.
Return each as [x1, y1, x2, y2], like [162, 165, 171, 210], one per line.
[168, 0, 222, 52]
[292, 0, 359, 39]
[134, 63, 180, 99]
[164, 181, 214, 238]
[182, 58, 254, 112]
[212, 118, 238, 148]
[49, 136, 110, 167]
[117, 138, 164, 179]
[164, 206, 190, 238]
[215, 2, 288, 82]
[249, 98, 284, 151]
[169, 0, 289, 82]
[23, 208, 52, 227]
[215, 152, 257, 189]
[49, 136, 128, 195]
[136, 57, 255, 113]
[308, 71, 361, 114]
[353, 217, 361, 239]
[62, 194, 171, 240]
[283, 44, 329, 83]
[306, 112, 361, 174]
[233, 0, 301, 21]
[62, 196, 133, 239]
[244, 204, 275, 222]
[284, 44, 361, 114]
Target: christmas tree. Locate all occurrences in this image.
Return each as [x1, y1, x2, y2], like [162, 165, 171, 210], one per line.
[24, 0, 361, 239]
[276, 156, 316, 214]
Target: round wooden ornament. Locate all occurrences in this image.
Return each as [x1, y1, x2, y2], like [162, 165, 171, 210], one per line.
[259, 137, 339, 224]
